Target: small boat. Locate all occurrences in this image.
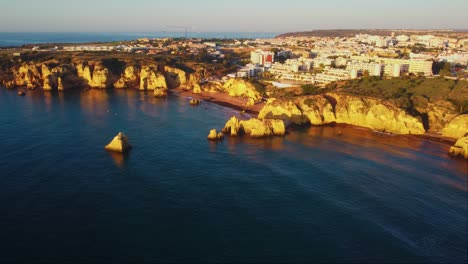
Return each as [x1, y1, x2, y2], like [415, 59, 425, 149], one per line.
[17, 91, 26, 96]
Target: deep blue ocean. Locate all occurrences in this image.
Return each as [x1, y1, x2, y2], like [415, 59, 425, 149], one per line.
[0, 88, 466, 263]
[0, 32, 279, 47]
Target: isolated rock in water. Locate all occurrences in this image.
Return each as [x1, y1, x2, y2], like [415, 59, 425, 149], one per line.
[449, 136, 468, 159]
[190, 99, 201, 105]
[105, 132, 132, 153]
[222, 116, 285, 137]
[17, 91, 26, 96]
[207, 129, 224, 140]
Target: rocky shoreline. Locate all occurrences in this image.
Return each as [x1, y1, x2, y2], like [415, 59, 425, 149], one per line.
[1, 58, 466, 158]
[172, 88, 463, 145]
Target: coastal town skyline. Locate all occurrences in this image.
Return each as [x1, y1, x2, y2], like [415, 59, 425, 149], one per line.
[2, 0, 468, 32]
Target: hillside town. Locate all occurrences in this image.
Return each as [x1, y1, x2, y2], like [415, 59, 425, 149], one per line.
[3, 30, 468, 86]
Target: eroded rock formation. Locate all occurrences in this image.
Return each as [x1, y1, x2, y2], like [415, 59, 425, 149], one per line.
[1, 60, 198, 93]
[207, 129, 224, 140]
[222, 116, 285, 137]
[259, 94, 428, 135]
[449, 136, 468, 159]
[442, 115, 468, 139]
[105, 132, 132, 153]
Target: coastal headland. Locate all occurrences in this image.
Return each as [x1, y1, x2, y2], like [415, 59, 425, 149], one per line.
[0, 39, 466, 155]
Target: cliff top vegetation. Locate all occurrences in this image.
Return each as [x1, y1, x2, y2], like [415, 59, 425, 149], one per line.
[270, 76, 468, 114]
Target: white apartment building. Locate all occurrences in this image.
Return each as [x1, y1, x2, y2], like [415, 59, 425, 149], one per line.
[251, 50, 275, 65]
[236, 64, 265, 78]
[350, 56, 433, 76]
[280, 73, 314, 83]
[347, 61, 383, 76]
[315, 73, 348, 84]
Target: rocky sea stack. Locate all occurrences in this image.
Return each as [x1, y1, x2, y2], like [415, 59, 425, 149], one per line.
[105, 132, 132, 153]
[207, 129, 224, 140]
[222, 116, 285, 138]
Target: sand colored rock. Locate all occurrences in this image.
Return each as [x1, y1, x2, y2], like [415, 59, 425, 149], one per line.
[114, 65, 139, 89]
[449, 136, 468, 159]
[88, 64, 110, 88]
[43, 75, 56, 90]
[192, 83, 202, 94]
[75, 62, 110, 89]
[223, 116, 242, 136]
[222, 79, 261, 102]
[140, 66, 167, 91]
[442, 115, 468, 139]
[207, 129, 224, 140]
[246, 97, 255, 107]
[41, 64, 56, 90]
[259, 98, 308, 124]
[14, 64, 42, 89]
[201, 79, 261, 102]
[104, 132, 132, 153]
[222, 116, 285, 137]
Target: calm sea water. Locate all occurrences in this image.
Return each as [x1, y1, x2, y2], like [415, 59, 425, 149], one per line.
[0, 32, 279, 47]
[0, 88, 466, 263]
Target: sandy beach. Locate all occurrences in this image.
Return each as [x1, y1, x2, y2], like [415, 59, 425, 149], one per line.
[171, 87, 265, 115]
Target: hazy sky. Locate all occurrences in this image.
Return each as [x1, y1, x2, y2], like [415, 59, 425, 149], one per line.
[1, 0, 467, 32]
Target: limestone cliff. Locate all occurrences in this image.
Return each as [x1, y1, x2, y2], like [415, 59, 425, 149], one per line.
[442, 115, 468, 139]
[13, 63, 42, 89]
[76, 62, 114, 89]
[164, 66, 202, 92]
[7, 62, 81, 90]
[222, 116, 285, 137]
[2, 60, 196, 93]
[259, 93, 426, 135]
[200, 79, 262, 103]
[140, 66, 167, 91]
[114, 65, 139, 89]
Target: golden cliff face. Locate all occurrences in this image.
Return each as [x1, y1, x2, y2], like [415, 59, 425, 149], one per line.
[4, 60, 195, 93]
[14, 63, 42, 89]
[442, 115, 468, 139]
[222, 116, 285, 137]
[200, 79, 261, 102]
[259, 93, 426, 135]
[222, 79, 261, 101]
[75, 62, 114, 89]
[13, 61, 82, 90]
[140, 66, 167, 90]
[114, 66, 139, 89]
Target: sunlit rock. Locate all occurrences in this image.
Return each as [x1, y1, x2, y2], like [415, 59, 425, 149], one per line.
[105, 132, 132, 153]
[449, 136, 468, 159]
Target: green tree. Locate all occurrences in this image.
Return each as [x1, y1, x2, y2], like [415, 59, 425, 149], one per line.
[439, 62, 452, 77]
